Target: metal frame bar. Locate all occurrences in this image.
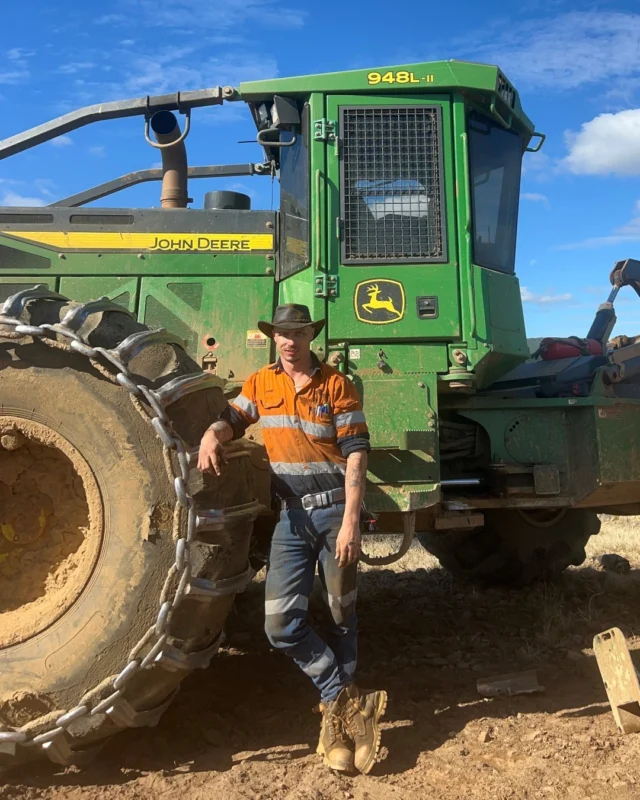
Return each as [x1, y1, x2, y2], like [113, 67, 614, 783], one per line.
[50, 163, 270, 207]
[0, 87, 234, 160]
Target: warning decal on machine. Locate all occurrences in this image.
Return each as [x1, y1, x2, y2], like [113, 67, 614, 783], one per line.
[246, 330, 269, 348]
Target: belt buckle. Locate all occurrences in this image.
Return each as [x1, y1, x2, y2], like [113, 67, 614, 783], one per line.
[301, 494, 316, 511]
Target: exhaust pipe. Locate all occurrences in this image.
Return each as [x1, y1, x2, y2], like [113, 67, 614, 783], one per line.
[150, 110, 188, 208]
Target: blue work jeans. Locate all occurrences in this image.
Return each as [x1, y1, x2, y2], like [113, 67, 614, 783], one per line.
[264, 502, 358, 703]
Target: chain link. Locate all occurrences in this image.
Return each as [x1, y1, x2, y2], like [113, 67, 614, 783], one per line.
[0, 293, 252, 760]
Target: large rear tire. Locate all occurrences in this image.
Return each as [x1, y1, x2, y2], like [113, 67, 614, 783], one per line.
[418, 509, 600, 586]
[0, 290, 258, 765]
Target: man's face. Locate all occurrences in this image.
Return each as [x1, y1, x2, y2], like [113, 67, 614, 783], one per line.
[273, 326, 314, 365]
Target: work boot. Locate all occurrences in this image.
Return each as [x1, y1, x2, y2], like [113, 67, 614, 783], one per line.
[315, 701, 355, 772]
[337, 684, 387, 774]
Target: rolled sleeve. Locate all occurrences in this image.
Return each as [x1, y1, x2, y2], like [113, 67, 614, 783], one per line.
[223, 373, 260, 440]
[339, 433, 371, 457]
[220, 405, 250, 440]
[331, 375, 370, 456]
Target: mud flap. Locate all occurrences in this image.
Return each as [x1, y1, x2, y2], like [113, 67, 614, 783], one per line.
[593, 627, 640, 734]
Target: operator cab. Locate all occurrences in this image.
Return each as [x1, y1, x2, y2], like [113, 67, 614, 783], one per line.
[243, 63, 539, 390]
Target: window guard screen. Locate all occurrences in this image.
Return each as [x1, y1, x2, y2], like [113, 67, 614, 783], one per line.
[340, 105, 446, 264]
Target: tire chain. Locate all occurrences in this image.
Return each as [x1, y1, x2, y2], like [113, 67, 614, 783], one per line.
[0, 286, 258, 765]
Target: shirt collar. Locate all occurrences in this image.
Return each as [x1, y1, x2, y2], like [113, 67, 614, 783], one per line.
[270, 352, 322, 375]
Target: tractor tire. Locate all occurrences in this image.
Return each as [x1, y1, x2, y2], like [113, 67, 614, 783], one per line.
[0, 290, 259, 765]
[418, 509, 600, 586]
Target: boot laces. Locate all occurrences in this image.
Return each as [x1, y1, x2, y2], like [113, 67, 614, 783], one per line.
[342, 697, 367, 739]
[318, 703, 349, 746]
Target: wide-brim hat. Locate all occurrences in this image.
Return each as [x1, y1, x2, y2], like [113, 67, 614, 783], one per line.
[258, 304, 325, 340]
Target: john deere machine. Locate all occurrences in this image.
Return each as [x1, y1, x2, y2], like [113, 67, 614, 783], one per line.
[1, 59, 638, 764]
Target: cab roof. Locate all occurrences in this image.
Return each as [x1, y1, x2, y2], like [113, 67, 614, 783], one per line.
[239, 60, 535, 135]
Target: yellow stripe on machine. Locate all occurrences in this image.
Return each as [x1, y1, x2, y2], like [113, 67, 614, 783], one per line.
[1, 231, 275, 252]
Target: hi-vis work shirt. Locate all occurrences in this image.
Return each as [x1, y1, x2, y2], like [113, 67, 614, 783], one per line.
[222, 356, 370, 499]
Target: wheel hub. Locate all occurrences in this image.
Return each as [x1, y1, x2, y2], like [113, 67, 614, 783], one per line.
[0, 417, 103, 648]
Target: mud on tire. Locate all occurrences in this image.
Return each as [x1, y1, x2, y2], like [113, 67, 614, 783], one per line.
[418, 509, 600, 586]
[0, 290, 258, 765]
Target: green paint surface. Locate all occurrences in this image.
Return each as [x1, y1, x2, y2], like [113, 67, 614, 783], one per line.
[2, 60, 587, 516]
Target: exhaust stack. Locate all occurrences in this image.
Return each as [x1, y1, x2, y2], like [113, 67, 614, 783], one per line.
[150, 110, 188, 208]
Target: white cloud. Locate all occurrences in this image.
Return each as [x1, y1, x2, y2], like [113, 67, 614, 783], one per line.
[615, 201, 640, 236]
[88, 145, 106, 157]
[461, 11, 640, 91]
[96, 46, 279, 97]
[561, 109, 640, 176]
[34, 179, 56, 198]
[521, 192, 549, 206]
[25, 3, 296, 115]
[560, 234, 640, 250]
[131, 0, 306, 30]
[559, 199, 640, 249]
[7, 48, 34, 61]
[1, 190, 45, 207]
[223, 181, 259, 200]
[522, 150, 553, 181]
[50, 135, 73, 148]
[0, 70, 29, 84]
[94, 13, 126, 24]
[58, 62, 96, 75]
[521, 287, 573, 305]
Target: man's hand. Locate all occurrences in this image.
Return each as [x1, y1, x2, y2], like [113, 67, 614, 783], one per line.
[197, 421, 233, 476]
[335, 518, 361, 568]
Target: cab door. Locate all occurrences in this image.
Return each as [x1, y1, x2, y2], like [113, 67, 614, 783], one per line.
[325, 95, 460, 341]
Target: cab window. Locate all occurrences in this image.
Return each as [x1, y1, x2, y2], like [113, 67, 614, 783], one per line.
[279, 105, 309, 278]
[468, 110, 524, 274]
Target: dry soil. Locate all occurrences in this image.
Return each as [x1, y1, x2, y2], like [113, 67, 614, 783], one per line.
[3, 517, 640, 800]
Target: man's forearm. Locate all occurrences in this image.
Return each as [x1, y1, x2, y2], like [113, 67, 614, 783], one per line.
[205, 419, 234, 442]
[343, 450, 367, 526]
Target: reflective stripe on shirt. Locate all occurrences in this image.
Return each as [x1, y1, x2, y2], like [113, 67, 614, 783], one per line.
[233, 393, 259, 421]
[260, 414, 336, 438]
[334, 410, 366, 429]
[270, 460, 346, 476]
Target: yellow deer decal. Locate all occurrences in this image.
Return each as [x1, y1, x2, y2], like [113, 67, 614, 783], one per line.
[361, 284, 401, 316]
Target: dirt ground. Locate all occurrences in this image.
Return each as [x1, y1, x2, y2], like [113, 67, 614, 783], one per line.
[4, 518, 640, 800]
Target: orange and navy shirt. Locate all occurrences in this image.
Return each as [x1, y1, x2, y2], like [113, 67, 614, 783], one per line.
[221, 355, 370, 499]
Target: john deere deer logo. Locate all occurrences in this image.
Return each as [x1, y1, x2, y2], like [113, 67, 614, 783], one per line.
[354, 279, 405, 325]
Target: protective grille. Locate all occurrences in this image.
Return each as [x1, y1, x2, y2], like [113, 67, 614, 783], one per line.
[341, 106, 445, 263]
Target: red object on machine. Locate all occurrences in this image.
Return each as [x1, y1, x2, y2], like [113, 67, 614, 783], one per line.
[538, 337, 603, 360]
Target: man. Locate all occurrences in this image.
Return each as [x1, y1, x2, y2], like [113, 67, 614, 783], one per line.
[198, 304, 387, 774]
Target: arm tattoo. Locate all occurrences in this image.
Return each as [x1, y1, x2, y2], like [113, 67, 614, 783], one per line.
[343, 451, 367, 524]
[346, 452, 367, 483]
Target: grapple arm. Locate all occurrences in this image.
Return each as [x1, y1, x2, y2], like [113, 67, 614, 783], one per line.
[610, 258, 640, 298]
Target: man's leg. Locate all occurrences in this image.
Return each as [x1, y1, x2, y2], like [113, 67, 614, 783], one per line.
[316, 503, 358, 687]
[315, 503, 387, 775]
[265, 507, 354, 772]
[264, 507, 344, 703]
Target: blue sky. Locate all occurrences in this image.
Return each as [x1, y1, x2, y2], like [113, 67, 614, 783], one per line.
[2, 0, 640, 337]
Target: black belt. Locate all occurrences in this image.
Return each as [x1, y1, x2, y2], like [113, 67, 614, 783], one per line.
[281, 488, 346, 511]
